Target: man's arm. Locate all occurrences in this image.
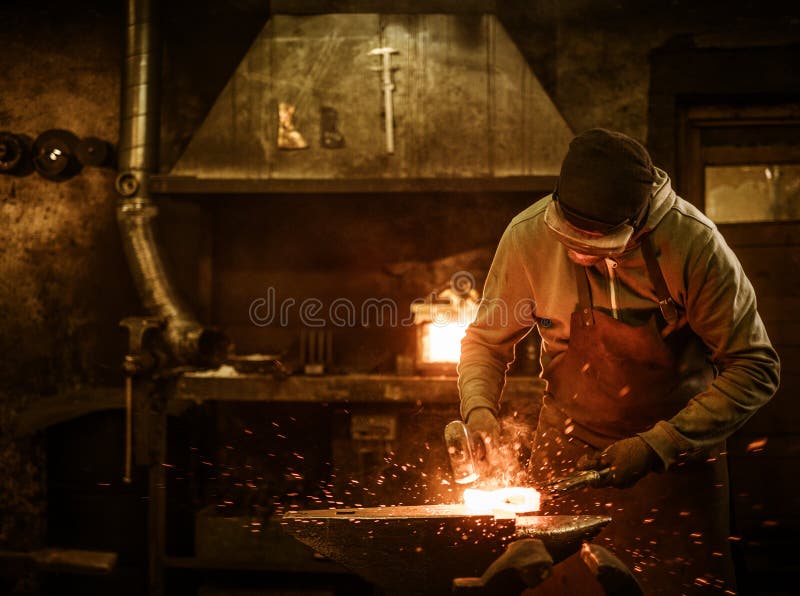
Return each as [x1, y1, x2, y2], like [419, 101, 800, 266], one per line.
[458, 224, 536, 421]
[638, 229, 780, 469]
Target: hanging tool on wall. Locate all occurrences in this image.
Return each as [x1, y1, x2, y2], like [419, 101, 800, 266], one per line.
[0, 132, 27, 175]
[277, 102, 309, 150]
[369, 47, 399, 154]
[320, 106, 345, 149]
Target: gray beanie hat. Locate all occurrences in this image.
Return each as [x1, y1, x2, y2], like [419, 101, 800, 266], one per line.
[556, 128, 655, 232]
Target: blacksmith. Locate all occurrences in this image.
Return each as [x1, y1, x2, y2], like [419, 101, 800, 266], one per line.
[458, 128, 780, 593]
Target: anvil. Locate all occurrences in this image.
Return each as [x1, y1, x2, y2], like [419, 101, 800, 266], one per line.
[282, 505, 610, 596]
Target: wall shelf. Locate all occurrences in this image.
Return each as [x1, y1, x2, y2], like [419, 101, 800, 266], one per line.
[150, 175, 558, 195]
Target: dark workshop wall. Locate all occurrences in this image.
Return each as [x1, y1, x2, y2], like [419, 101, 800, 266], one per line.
[502, 0, 800, 141]
[0, 0, 799, 593]
[646, 43, 800, 593]
[167, 5, 800, 592]
[208, 192, 536, 370]
[0, 0, 135, 564]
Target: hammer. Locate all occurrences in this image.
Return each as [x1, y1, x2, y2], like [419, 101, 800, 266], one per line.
[446, 419, 610, 494]
[444, 420, 487, 485]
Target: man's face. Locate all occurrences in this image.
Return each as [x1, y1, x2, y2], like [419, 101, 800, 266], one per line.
[567, 249, 604, 267]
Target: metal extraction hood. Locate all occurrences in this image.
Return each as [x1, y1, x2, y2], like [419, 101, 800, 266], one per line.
[155, 13, 573, 193]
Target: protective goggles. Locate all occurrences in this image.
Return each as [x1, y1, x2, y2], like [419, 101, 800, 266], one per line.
[544, 190, 650, 257]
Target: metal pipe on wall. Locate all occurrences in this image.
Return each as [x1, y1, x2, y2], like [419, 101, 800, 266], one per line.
[116, 0, 227, 366]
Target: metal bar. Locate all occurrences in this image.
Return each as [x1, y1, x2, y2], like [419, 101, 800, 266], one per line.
[269, 0, 499, 14]
[0, 548, 118, 576]
[383, 60, 395, 154]
[147, 400, 167, 596]
[124, 375, 133, 483]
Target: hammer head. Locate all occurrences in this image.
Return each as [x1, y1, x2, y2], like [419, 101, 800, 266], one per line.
[444, 420, 481, 485]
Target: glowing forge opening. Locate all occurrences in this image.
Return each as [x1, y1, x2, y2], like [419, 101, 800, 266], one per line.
[412, 285, 480, 366]
[421, 321, 471, 364]
[463, 487, 541, 514]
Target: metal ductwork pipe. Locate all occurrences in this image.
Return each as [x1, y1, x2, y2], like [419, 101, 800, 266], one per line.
[116, 0, 227, 366]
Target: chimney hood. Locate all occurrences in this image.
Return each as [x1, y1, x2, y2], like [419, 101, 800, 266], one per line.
[154, 13, 573, 194]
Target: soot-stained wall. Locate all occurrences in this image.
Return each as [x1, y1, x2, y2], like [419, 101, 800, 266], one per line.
[1, 0, 799, 592]
[0, 0, 136, 562]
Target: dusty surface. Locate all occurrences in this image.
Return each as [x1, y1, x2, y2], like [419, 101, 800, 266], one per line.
[0, 0, 134, 570]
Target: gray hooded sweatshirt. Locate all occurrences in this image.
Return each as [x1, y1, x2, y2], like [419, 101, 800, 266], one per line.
[458, 168, 780, 468]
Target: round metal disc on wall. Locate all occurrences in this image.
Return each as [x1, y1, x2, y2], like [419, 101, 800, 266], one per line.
[33, 129, 81, 181]
[76, 136, 111, 167]
[0, 131, 25, 174]
[114, 171, 140, 197]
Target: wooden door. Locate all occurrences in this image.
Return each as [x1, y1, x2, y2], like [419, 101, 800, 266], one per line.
[679, 104, 800, 593]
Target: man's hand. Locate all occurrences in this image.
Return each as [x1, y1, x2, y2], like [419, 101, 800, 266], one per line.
[465, 407, 501, 463]
[577, 436, 659, 488]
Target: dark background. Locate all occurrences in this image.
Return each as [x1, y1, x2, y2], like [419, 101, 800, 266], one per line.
[1, 1, 798, 594]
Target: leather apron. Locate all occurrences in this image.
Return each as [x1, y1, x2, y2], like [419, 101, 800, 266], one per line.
[528, 238, 736, 595]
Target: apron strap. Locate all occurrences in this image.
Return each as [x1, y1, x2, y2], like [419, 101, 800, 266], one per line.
[573, 263, 595, 326]
[640, 236, 679, 326]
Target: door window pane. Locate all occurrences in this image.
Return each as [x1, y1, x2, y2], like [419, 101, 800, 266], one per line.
[704, 164, 800, 223]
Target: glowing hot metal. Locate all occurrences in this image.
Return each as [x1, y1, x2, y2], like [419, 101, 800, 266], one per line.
[463, 487, 541, 514]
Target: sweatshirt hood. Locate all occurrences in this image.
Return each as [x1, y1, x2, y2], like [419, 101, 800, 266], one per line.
[542, 167, 676, 257]
[641, 167, 676, 233]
